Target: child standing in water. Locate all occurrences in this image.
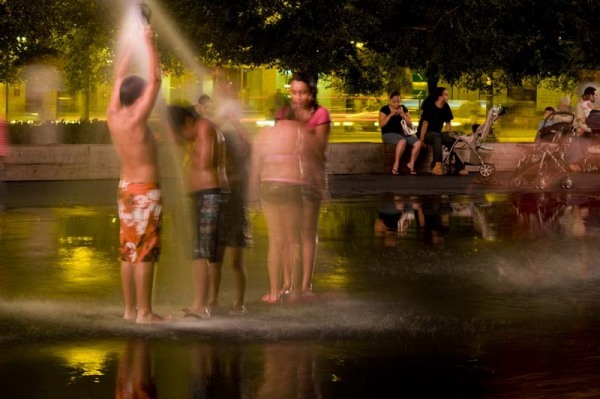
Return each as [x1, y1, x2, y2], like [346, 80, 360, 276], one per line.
[107, 24, 165, 324]
[274, 72, 331, 300]
[249, 120, 305, 304]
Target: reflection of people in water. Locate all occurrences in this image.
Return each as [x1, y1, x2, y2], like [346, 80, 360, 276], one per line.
[419, 196, 450, 244]
[375, 195, 507, 245]
[189, 342, 242, 398]
[513, 193, 567, 231]
[116, 339, 157, 399]
[451, 200, 497, 241]
[258, 343, 320, 399]
[374, 195, 467, 245]
[374, 196, 423, 245]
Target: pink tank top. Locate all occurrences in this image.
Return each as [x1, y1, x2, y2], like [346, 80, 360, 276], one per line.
[275, 106, 331, 131]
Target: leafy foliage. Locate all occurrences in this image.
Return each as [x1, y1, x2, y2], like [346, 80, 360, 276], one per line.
[1, 0, 599, 98]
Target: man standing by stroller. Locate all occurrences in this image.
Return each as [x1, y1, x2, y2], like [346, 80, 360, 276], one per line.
[418, 87, 467, 176]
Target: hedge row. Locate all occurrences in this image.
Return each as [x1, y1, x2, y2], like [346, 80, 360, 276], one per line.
[8, 120, 111, 145]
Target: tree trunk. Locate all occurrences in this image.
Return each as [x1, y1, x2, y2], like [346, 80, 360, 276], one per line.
[425, 62, 440, 96]
[80, 75, 91, 121]
[81, 89, 90, 121]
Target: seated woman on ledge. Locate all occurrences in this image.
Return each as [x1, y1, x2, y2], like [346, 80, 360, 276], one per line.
[379, 91, 422, 175]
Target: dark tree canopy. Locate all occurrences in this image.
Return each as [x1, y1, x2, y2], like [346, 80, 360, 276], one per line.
[160, 0, 600, 94]
[1, 0, 599, 97]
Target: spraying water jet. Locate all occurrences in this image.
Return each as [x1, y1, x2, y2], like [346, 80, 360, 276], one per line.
[139, 2, 152, 25]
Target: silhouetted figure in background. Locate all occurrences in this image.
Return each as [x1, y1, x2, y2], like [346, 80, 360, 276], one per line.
[418, 87, 467, 176]
[379, 91, 422, 175]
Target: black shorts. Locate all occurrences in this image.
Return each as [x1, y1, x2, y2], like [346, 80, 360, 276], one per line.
[190, 188, 223, 262]
[260, 181, 303, 205]
[220, 189, 251, 247]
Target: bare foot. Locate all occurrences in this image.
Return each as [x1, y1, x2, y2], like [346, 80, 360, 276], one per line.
[261, 293, 281, 304]
[123, 312, 137, 322]
[302, 289, 317, 300]
[285, 292, 304, 304]
[181, 307, 211, 320]
[136, 312, 169, 324]
[228, 304, 248, 315]
[279, 285, 291, 296]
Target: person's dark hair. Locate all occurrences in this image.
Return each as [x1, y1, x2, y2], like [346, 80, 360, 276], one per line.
[389, 91, 400, 99]
[434, 87, 447, 100]
[420, 87, 447, 110]
[283, 71, 320, 121]
[583, 86, 597, 99]
[119, 75, 146, 106]
[197, 94, 211, 105]
[290, 72, 318, 104]
[167, 105, 194, 134]
[544, 106, 555, 113]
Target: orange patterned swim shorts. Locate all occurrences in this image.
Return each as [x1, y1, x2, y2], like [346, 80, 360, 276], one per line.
[117, 180, 162, 263]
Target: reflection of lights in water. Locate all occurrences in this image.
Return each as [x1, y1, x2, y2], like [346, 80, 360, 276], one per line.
[483, 193, 510, 204]
[59, 236, 94, 244]
[321, 272, 349, 288]
[44, 345, 116, 380]
[56, 247, 113, 286]
[319, 258, 350, 288]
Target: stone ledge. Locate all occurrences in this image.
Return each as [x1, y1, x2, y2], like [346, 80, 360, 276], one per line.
[2, 143, 530, 181]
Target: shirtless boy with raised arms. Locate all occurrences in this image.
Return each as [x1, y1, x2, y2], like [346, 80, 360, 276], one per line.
[107, 24, 164, 324]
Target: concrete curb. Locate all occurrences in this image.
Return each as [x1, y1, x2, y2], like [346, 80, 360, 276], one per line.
[2, 143, 533, 181]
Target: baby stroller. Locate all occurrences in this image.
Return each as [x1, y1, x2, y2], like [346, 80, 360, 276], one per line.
[510, 112, 575, 190]
[441, 105, 507, 177]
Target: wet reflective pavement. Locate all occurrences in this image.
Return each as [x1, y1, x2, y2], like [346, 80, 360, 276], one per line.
[1, 174, 600, 398]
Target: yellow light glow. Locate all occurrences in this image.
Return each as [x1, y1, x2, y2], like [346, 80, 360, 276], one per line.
[44, 345, 116, 379]
[56, 247, 112, 287]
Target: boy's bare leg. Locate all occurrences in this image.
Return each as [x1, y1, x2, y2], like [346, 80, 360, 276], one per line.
[227, 247, 247, 307]
[208, 261, 223, 308]
[190, 258, 210, 315]
[121, 261, 137, 321]
[135, 261, 164, 324]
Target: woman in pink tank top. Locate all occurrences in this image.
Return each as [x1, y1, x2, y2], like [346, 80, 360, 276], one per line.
[275, 72, 331, 300]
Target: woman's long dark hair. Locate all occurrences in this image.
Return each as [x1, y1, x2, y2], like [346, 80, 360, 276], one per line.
[285, 72, 319, 120]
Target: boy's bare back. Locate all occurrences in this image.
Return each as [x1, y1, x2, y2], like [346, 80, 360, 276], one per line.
[107, 26, 161, 183]
[108, 107, 159, 183]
